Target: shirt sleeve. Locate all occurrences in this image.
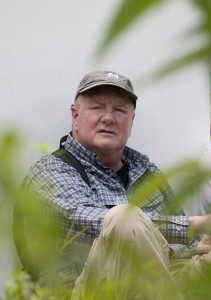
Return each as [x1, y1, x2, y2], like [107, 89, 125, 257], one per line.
[141, 185, 200, 257]
[132, 162, 200, 251]
[145, 212, 190, 244]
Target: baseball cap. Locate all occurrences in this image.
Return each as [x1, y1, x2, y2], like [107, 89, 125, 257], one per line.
[75, 70, 138, 103]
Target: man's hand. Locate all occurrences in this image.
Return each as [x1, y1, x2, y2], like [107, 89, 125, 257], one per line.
[196, 234, 211, 255]
[189, 214, 211, 235]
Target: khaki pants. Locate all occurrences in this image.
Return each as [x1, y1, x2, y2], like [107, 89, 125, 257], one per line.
[71, 205, 210, 300]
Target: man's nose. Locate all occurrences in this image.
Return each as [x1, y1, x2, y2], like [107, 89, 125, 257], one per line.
[101, 108, 115, 124]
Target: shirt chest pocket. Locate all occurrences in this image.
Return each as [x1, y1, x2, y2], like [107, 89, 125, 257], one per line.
[139, 187, 165, 213]
[130, 179, 166, 213]
[91, 179, 128, 207]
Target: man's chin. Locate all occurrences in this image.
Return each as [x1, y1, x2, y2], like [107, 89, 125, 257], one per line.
[94, 141, 121, 152]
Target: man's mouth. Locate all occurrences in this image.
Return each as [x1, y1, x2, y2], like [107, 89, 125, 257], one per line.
[98, 129, 115, 135]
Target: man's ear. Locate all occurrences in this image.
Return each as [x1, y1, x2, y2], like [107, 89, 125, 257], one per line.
[71, 104, 79, 128]
[128, 112, 135, 137]
[71, 104, 78, 118]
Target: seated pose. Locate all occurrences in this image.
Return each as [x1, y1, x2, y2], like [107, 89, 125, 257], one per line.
[24, 70, 211, 299]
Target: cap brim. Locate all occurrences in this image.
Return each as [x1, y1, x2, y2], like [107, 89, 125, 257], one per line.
[76, 82, 138, 101]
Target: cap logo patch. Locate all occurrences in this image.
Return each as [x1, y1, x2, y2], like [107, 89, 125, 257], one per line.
[107, 72, 119, 79]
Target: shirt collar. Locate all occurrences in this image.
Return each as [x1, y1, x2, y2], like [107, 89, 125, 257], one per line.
[64, 134, 96, 164]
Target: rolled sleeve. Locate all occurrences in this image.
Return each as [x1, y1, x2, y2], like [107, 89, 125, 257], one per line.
[146, 213, 190, 245]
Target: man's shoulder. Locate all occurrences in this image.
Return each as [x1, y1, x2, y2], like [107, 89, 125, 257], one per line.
[30, 153, 62, 170]
[124, 146, 160, 172]
[26, 153, 73, 181]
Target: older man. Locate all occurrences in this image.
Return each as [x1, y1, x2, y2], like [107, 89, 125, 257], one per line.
[25, 71, 211, 299]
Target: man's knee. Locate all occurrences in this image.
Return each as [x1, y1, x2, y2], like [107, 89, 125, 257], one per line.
[100, 204, 169, 261]
[103, 203, 151, 225]
[101, 204, 152, 241]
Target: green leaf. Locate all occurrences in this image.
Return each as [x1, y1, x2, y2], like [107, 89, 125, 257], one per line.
[97, 0, 166, 56]
[35, 142, 53, 154]
[130, 159, 211, 215]
[96, 0, 211, 79]
[155, 43, 211, 79]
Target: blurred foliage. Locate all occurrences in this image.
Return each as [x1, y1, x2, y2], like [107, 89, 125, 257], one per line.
[0, 133, 22, 236]
[0, 133, 20, 201]
[1, 131, 211, 299]
[1, 0, 211, 298]
[131, 158, 211, 213]
[97, 0, 211, 77]
[1, 268, 72, 300]
[34, 143, 54, 155]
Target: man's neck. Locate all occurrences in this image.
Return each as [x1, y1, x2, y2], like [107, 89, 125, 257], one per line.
[97, 152, 123, 171]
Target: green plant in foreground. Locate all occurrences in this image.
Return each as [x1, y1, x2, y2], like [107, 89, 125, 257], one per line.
[2, 268, 72, 300]
[3, 269, 35, 300]
[97, 0, 211, 77]
[1, 131, 211, 299]
[1, 1, 210, 299]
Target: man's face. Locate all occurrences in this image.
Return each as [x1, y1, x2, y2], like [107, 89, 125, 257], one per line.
[71, 88, 135, 156]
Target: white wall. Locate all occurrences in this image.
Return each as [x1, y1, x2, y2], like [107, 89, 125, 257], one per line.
[0, 0, 210, 296]
[1, 0, 210, 171]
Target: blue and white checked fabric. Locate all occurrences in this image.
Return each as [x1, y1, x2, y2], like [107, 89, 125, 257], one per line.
[25, 134, 199, 285]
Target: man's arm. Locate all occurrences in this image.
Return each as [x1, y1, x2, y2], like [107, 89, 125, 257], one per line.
[196, 234, 211, 254]
[189, 215, 211, 254]
[189, 214, 211, 235]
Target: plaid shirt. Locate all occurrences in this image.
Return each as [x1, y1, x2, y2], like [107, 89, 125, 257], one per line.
[26, 134, 199, 286]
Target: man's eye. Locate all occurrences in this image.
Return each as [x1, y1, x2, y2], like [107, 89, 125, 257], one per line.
[116, 108, 126, 113]
[92, 106, 101, 110]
